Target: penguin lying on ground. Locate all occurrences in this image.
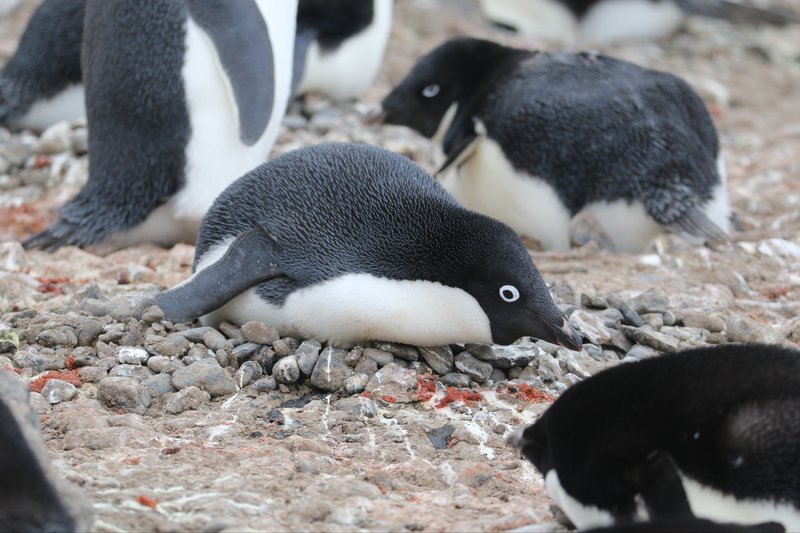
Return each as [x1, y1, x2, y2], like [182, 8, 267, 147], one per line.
[0, 0, 391, 132]
[0, 394, 75, 532]
[509, 343, 800, 531]
[478, 0, 800, 44]
[373, 37, 731, 252]
[155, 143, 583, 349]
[294, 0, 393, 100]
[22, 0, 297, 251]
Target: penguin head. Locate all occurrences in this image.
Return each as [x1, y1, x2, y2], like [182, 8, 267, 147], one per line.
[464, 226, 582, 349]
[375, 37, 510, 137]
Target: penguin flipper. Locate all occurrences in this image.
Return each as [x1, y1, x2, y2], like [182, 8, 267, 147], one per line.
[186, 0, 274, 145]
[637, 451, 694, 519]
[155, 227, 283, 323]
[436, 117, 486, 177]
[675, 0, 800, 26]
[667, 205, 729, 243]
[292, 27, 318, 95]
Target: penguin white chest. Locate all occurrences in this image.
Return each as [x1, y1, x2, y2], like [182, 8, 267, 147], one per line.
[441, 137, 572, 251]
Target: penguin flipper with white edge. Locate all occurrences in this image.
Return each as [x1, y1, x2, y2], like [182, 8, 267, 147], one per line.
[155, 227, 282, 323]
[23, 0, 295, 251]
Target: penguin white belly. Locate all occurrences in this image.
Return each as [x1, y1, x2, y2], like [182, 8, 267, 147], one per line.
[15, 84, 86, 131]
[704, 154, 732, 233]
[442, 137, 572, 251]
[297, 0, 392, 100]
[544, 470, 616, 530]
[577, 0, 685, 43]
[477, 0, 578, 41]
[681, 473, 800, 530]
[581, 199, 662, 253]
[195, 239, 493, 346]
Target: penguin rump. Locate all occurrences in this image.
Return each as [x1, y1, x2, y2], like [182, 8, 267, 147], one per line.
[155, 143, 582, 349]
[509, 343, 800, 531]
[374, 37, 731, 253]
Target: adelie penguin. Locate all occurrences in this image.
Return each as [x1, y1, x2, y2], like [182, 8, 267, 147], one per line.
[509, 343, 800, 531]
[22, 0, 297, 251]
[374, 37, 731, 252]
[477, 0, 800, 43]
[155, 143, 583, 349]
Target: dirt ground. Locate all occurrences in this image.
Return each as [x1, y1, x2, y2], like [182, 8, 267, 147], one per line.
[0, 1, 799, 532]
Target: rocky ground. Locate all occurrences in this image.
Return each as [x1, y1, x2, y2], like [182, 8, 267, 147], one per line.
[0, 1, 799, 532]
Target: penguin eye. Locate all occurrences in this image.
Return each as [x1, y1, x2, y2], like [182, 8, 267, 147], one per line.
[422, 84, 440, 98]
[499, 285, 520, 303]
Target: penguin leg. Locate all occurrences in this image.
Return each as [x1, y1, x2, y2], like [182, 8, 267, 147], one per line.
[637, 451, 694, 519]
[155, 227, 284, 323]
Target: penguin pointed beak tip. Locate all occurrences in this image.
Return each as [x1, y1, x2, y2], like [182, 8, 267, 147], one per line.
[555, 319, 583, 351]
[363, 107, 387, 126]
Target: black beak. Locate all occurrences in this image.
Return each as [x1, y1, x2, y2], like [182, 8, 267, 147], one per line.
[552, 318, 583, 351]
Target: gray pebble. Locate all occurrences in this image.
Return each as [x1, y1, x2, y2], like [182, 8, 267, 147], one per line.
[466, 343, 538, 369]
[140, 306, 164, 324]
[490, 368, 507, 383]
[116, 346, 149, 365]
[613, 299, 645, 327]
[596, 308, 624, 328]
[141, 373, 176, 398]
[439, 372, 471, 388]
[241, 321, 279, 345]
[726, 316, 784, 344]
[640, 313, 664, 329]
[334, 396, 376, 418]
[41, 379, 77, 404]
[165, 386, 210, 415]
[344, 346, 362, 367]
[282, 114, 309, 130]
[232, 342, 260, 363]
[343, 373, 370, 395]
[0, 325, 19, 353]
[13, 346, 64, 372]
[29, 392, 51, 415]
[580, 294, 608, 309]
[426, 424, 455, 450]
[218, 321, 244, 342]
[70, 126, 88, 155]
[78, 366, 107, 383]
[373, 342, 418, 362]
[272, 338, 292, 357]
[34, 121, 71, 155]
[233, 360, 263, 388]
[155, 334, 190, 358]
[252, 376, 278, 393]
[296, 339, 322, 376]
[569, 310, 614, 346]
[146, 355, 180, 374]
[662, 311, 677, 326]
[177, 327, 213, 343]
[75, 283, 104, 301]
[37, 326, 78, 349]
[625, 344, 660, 360]
[251, 346, 277, 374]
[202, 329, 232, 352]
[619, 325, 679, 352]
[79, 298, 113, 317]
[77, 319, 104, 346]
[583, 344, 605, 361]
[418, 345, 454, 375]
[95, 341, 116, 359]
[309, 347, 352, 392]
[630, 289, 669, 314]
[97, 377, 151, 415]
[171, 359, 237, 397]
[607, 329, 633, 352]
[0, 139, 31, 166]
[363, 347, 393, 367]
[273, 355, 301, 384]
[454, 352, 492, 382]
[214, 349, 229, 367]
[353, 356, 378, 378]
[673, 310, 726, 332]
[108, 364, 153, 380]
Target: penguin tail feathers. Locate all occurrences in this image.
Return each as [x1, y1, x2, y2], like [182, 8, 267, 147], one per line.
[22, 219, 81, 252]
[668, 205, 730, 243]
[676, 0, 800, 26]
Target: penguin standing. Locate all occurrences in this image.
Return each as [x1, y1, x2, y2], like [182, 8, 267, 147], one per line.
[374, 38, 731, 252]
[478, 0, 800, 43]
[294, 0, 393, 100]
[509, 343, 800, 531]
[156, 143, 583, 349]
[23, 0, 298, 251]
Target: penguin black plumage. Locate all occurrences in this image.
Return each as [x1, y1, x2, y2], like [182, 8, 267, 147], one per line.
[478, 0, 800, 43]
[156, 143, 583, 349]
[581, 516, 784, 533]
[509, 343, 800, 530]
[376, 37, 731, 252]
[22, 0, 297, 251]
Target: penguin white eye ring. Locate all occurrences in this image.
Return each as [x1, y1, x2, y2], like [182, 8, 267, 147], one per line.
[499, 285, 520, 302]
[422, 84, 440, 97]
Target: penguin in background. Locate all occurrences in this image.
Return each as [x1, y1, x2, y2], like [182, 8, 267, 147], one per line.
[155, 142, 584, 350]
[373, 37, 731, 253]
[478, 0, 800, 44]
[22, 0, 298, 251]
[294, 0, 393, 100]
[509, 343, 800, 531]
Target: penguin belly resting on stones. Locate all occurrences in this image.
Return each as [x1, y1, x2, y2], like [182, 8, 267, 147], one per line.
[374, 37, 731, 253]
[509, 343, 800, 531]
[22, 0, 298, 251]
[155, 143, 583, 349]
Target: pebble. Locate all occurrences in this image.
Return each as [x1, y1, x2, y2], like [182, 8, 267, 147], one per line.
[252, 376, 278, 393]
[568, 310, 613, 346]
[97, 377, 151, 415]
[251, 346, 277, 374]
[630, 289, 669, 314]
[353, 356, 378, 378]
[418, 345, 454, 375]
[177, 327, 212, 343]
[241, 321, 280, 345]
[0, 139, 31, 166]
[726, 316, 784, 344]
[362, 347, 393, 367]
[78, 367, 107, 383]
[608, 296, 644, 327]
[454, 352, 492, 382]
[625, 345, 660, 360]
[0, 325, 19, 353]
[466, 343, 538, 369]
[165, 386, 211, 415]
[41, 379, 77, 404]
[365, 362, 418, 402]
[171, 359, 237, 397]
[334, 396, 376, 418]
[218, 321, 244, 341]
[146, 355, 172, 373]
[344, 346, 362, 367]
[374, 342, 419, 362]
[0, 242, 25, 272]
[426, 424, 455, 449]
[343, 373, 370, 395]
[155, 334, 190, 358]
[233, 360, 263, 388]
[14, 346, 64, 372]
[232, 342, 260, 363]
[108, 364, 153, 380]
[77, 319, 104, 346]
[141, 373, 175, 398]
[619, 325, 679, 352]
[309, 347, 352, 391]
[673, 310, 726, 332]
[202, 329, 232, 352]
[37, 326, 78, 349]
[34, 121, 71, 155]
[273, 355, 301, 384]
[490, 368, 506, 382]
[439, 372, 471, 388]
[580, 294, 608, 309]
[296, 339, 322, 376]
[117, 346, 149, 365]
[141, 306, 164, 324]
[640, 313, 664, 329]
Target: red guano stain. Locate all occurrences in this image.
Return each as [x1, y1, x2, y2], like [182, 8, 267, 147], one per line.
[415, 373, 437, 402]
[380, 395, 397, 404]
[28, 370, 82, 393]
[35, 276, 70, 295]
[434, 387, 484, 409]
[499, 383, 553, 403]
[135, 495, 157, 509]
[64, 356, 78, 370]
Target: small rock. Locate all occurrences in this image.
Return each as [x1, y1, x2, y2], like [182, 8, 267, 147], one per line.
[569, 211, 615, 250]
[0, 139, 31, 166]
[0, 325, 19, 353]
[439, 372, 471, 388]
[171, 359, 237, 397]
[583, 344, 605, 361]
[344, 346, 362, 366]
[241, 321, 279, 345]
[251, 346, 277, 374]
[176, 327, 213, 343]
[0, 242, 25, 272]
[273, 355, 301, 384]
[597, 308, 624, 328]
[625, 345, 660, 360]
[418, 345, 454, 375]
[344, 373, 370, 395]
[296, 339, 322, 376]
[232, 342, 259, 363]
[35, 121, 71, 155]
[490, 368, 507, 382]
[233, 360, 263, 388]
[619, 326, 679, 352]
[466, 343, 538, 369]
[117, 346, 149, 365]
[165, 386, 210, 415]
[77, 367, 107, 383]
[454, 352, 492, 382]
[365, 362, 418, 402]
[362, 347, 393, 367]
[41, 379, 77, 404]
[374, 342, 418, 362]
[580, 294, 608, 309]
[218, 321, 244, 341]
[273, 338, 295, 357]
[77, 319, 104, 346]
[252, 376, 277, 393]
[333, 396, 376, 418]
[108, 364, 153, 380]
[426, 424, 455, 449]
[353, 356, 378, 378]
[14, 347, 64, 372]
[141, 373, 175, 398]
[568, 310, 613, 345]
[97, 377, 151, 415]
[630, 289, 669, 314]
[202, 329, 232, 352]
[673, 310, 726, 333]
[140, 306, 164, 324]
[726, 316, 784, 344]
[607, 329, 633, 352]
[640, 313, 664, 329]
[155, 334, 189, 358]
[309, 347, 352, 391]
[662, 311, 677, 327]
[37, 326, 78, 349]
